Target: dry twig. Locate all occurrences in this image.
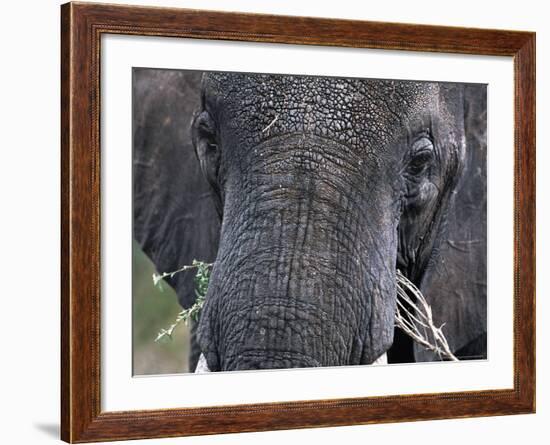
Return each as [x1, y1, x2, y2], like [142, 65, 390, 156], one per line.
[395, 270, 458, 361]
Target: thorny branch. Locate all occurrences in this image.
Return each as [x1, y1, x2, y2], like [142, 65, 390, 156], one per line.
[261, 114, 279, 133]
[153, 260, 213, 343]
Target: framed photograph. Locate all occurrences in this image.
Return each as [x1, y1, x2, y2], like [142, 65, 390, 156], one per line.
[61, 2, 535, 442]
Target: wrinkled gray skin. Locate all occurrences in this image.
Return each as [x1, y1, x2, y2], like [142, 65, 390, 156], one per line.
[133, 68, 487, 372]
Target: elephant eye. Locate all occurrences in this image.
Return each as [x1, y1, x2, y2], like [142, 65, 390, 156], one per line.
[194, 110, 219, 151]
[406, 137, 434, 176]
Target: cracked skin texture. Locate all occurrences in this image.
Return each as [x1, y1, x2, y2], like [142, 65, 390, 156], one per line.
[203, 73, 440, 156]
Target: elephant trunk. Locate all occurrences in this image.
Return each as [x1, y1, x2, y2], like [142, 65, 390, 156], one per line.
[197, 135, 399, 371]
[198, 245, 365, 370]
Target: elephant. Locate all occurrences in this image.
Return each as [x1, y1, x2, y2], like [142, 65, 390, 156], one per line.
[133, 68, 487, 372]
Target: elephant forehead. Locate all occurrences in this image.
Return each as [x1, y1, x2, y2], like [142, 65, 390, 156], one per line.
[204, 72, 438, 150]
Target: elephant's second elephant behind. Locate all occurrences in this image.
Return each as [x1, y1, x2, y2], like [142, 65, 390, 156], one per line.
[133, 68, 487, 373]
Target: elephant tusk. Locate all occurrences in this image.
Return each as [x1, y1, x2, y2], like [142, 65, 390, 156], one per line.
[195, 353, 211, 373]
[372, 353, 388, 365]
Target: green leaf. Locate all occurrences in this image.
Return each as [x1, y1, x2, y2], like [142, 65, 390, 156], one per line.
[154, 260, 212, 342]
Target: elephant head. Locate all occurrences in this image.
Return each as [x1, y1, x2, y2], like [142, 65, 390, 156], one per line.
[133, 69, 486, 372]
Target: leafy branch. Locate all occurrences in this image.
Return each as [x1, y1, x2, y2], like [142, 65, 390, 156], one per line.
[153, 260, 212, 343]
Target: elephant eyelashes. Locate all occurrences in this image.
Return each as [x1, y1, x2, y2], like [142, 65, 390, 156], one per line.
[406, 137, 435, 176]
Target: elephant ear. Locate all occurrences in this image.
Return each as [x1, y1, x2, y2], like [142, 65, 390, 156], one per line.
[414, 84, 487, 361]
[133, 68, 220, 309]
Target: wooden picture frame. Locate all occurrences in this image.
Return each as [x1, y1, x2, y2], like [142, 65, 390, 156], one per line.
[61, 2, 535, 442]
